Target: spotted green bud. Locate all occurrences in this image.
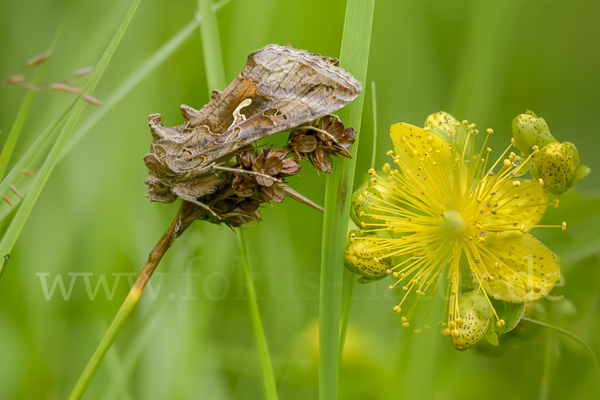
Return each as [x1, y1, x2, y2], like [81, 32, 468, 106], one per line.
[449, 291, 493, 351]
[344, 232, 390, 283]
[530, 141, 591, 195]
[512, 111, 556, 155]
[425, 111, 471, 155]
[350, 187, 386, 229]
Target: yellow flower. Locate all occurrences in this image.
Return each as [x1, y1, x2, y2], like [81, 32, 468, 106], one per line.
[349, 112, 564, 340]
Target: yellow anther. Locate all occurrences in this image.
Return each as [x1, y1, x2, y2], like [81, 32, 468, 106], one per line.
[468, 123, 476, 129]
[401, 136, 407, 143]
[382, 163, 391, 173]
[402, 322, 410, 328]
[370, 177, 377, 186]
[538, 178, 544, 186]
[553, 199, 560, 208]
[451, 329, 460, 338]
[562, 221, 567, 231]
[360, 222, 366, 228]
[533, 284, 542, 293]
[455, 318, 463, 325]
[461, 120, 468, 126]
[453, 122, 460, 128]
[511, 137, 516, 146]
[368, 168, 376, 176]
[486, 128, 493, 134]
[401, 316, 408, 322]
[443, 328, 451, 336]
[512, 180, 521, 187]
[503, 159, 512, 167]
[359, 211, 365, 217]
[389, 285, 394, 290]
[486, 147, 492, 152]
[392, 272, 399, 278]
[386, 149, 394, 156]
[532, 145, 539, 151]
[393, 306, 401, 313]
[427, 136, 433, 141]
[423, 126, 430, 132]
[414, 329, 423, 334]
[496, 320, 503, 328]
[520, 225, 528, 234]
[514, 194, 520, 199]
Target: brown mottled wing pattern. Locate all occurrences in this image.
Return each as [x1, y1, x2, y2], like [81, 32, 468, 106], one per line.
[162, 44, 361, 175]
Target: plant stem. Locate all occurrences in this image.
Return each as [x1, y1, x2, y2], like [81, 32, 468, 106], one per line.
[68, 202, 204, 400]
[237, 231, 279, 400]
[522, 317, 600, 391]
[319, 1, 375, 399]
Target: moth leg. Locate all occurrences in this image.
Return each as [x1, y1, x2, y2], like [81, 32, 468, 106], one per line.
[327, 114, 342, 123]
[211, 164, 283, 183]
[171, 187, 222, 220]
[281, 185, 324, 212]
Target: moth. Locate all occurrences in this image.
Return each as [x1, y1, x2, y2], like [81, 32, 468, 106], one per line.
[144, 44, 361, 217]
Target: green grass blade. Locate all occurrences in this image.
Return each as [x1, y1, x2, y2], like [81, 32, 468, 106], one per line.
[0, 98, 75, 219]
[0, 58, 50, 179]
[319, 0, 375, 398]
[197, 0, 226, 92]
[237, 232, 279, 400]
[0, 0, 143, 275]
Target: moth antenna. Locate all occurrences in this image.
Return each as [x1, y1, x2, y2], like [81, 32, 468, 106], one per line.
[211, 164, 284, 183]
[281, 185, 324, 212]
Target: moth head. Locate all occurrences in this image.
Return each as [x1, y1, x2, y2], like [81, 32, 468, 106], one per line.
[144, 177, 178, 203]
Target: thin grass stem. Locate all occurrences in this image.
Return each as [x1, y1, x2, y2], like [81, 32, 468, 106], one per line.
[237, 232, 279, 400]
[0, 0, 143, 276]
[68, 201, 204, 400]
[522, 316, 600, 391]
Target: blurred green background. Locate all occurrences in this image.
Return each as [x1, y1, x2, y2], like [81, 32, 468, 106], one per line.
[1, 0, 599, 399]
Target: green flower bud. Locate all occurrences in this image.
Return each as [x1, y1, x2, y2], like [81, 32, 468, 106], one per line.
[530, 141, 591, 195]
[512, 110, 556, 155]
[448, 291, 493, 351]
[424, 111, 471, 155]
[344, 232, 390, 283]
[349, 187, 386, 229]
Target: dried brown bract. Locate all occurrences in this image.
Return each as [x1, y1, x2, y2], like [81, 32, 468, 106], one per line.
[288, 115, 356, 173]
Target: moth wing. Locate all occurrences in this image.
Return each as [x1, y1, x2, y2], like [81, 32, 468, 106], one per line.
[165, 44, 361, 174]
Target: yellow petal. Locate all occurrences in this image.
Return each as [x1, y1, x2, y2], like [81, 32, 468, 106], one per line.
[484, 179, 548, 228]
[390, 123, 452, 172]
[478, 232, 560, 303]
